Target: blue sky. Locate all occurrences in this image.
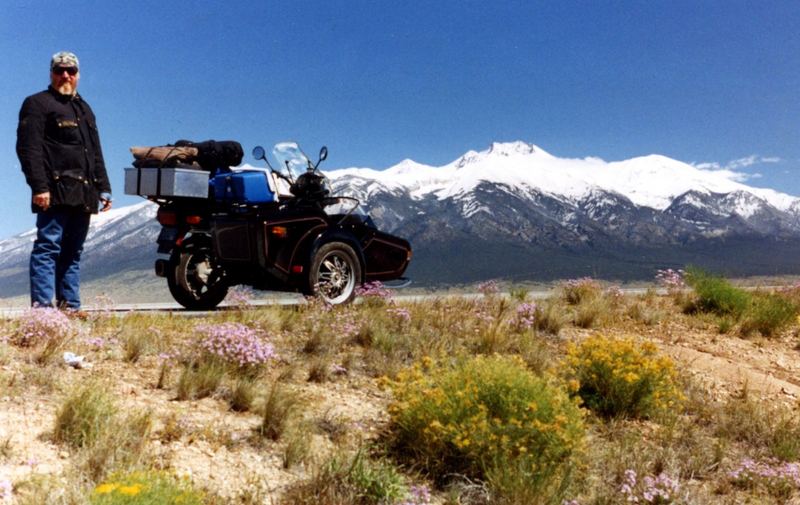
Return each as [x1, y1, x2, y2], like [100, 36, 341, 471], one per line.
[2, 0, 798, 237]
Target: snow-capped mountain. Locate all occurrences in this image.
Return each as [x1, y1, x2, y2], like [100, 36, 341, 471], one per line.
[0, 201, 161, 300]
[1, 141, 799, 300]
[322, 141, 800, 283]
[0, 201, 158, 270]
[320, 141, 800, 241]
[326, 140, 796, 218]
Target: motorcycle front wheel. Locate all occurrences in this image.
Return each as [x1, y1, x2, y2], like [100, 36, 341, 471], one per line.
[305, 241, 362, 305]
[167, 247, 229, 310]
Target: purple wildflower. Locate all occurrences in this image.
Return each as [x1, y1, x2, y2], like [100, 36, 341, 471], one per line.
[332, 308, 360, 340]
[730, 458, 800, 490]
[562, 277, 601, 304]
[356, 281, 393, 300]
[474, 309, 495, 329]
[397, 484, 432, 505]
[330, 363, 348, 375]
[477, 279, 500, 296]
[91, 294, 115, 315]
[195, 323, 276, 367]
[387, 307, 411, 323]
[655, 269, 685, 291]
[225, 285, 254, 308]
[620, 469, 679, 504]
[511, 302, 537, 331]
[605, 285, 625, 300]
[12, 308, 73, 347]
[0, 479, 11, 500]
[564, 277, 599, 289]
[85, 337, 106, 349]
[158, 349, 181, 362]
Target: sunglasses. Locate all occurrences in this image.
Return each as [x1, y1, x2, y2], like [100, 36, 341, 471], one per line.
[52, 66, 78, 76]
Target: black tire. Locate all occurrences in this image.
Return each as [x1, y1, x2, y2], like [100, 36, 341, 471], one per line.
[166, 247, 229, 310]
[306, 242, 362, 305]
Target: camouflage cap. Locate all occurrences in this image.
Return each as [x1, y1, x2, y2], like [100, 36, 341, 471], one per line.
[50, 51, 79, 70]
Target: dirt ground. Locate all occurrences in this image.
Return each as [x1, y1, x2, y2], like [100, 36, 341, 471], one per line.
[1, 296, 800, 503]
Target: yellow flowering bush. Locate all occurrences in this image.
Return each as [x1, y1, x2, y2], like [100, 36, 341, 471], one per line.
[90, 471, 204, 504]
[387, 355, 585, 500]
[564, 335, 684, 418]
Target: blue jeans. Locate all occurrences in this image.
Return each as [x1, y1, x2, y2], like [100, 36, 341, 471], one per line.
[30, 208, 91, 309]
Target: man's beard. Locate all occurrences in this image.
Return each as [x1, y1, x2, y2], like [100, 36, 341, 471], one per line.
[56, 81, 76, 95]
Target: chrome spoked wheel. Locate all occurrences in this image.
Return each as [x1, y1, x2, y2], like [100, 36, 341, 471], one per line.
[308, 242, 362, 305]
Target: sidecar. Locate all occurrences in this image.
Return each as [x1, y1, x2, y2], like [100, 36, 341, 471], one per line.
[126, 141, 412, 308]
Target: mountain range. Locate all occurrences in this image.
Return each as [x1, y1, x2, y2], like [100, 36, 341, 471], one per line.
[1, 141, 798, 301]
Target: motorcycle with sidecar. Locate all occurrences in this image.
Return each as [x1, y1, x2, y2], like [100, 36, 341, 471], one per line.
[124, 141, 412, 309]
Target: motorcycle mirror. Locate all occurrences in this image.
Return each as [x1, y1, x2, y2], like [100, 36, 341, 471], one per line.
[313, 146, 328, 170]
[252, 145, 274, 170]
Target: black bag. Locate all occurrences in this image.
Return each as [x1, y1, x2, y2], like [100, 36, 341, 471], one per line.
[174, 139, 243, 170]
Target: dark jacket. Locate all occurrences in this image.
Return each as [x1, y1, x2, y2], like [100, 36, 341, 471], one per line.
[16, 86, 111, 213]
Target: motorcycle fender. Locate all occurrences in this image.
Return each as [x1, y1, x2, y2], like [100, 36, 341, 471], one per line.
[180, 233, 212, 251]
[304, 229, 366, 282]
[157, 227, 182, 254]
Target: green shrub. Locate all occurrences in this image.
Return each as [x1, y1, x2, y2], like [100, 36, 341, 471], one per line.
[740, 292, 797, 338]
[261, 382, 302, 441]
[279, 451, 408, 505]
[80, 410, 152, 482]
[122, 332, 149, 363]
[564, 335, 684, 419]
[533, 301, 567, 336]
[561, 277, 601, 305]
[228, 377, 259, 412]
[684, 267, 750, 318]
[573, 296, 609, 329]
[282, 419, 315, 469]
[717, 316, 735, 334]
[53, 382, 152, 480]
[343, 452, 407, 504]
[176, 358, 226, 400]
[626, 301, 663, 326]
[90, 470, 204, 504]
[387, 355, 584, 501]
[717, 389, 800, 461]
[54, 382, 117, 449]
[509, 285, 529, 302]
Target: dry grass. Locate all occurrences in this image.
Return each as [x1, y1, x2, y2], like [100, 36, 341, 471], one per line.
[2, 281, 800, 503]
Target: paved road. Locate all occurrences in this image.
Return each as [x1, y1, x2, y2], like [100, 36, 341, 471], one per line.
[3, 285, 783, 318]
[0, 287, 672, 318]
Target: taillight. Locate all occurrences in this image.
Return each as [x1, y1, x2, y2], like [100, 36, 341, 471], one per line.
[185, 215, 203, 225]
[157, 209, 177, 226]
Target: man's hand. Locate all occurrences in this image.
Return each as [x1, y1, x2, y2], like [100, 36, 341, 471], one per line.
[32, 192, 50, 210]
[100, 197, 112, 212]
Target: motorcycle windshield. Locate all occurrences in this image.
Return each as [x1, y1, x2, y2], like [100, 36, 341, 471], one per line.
[272, 142, 313, 181]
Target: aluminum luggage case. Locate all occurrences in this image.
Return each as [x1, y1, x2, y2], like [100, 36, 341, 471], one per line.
[124, 166, 209, 199]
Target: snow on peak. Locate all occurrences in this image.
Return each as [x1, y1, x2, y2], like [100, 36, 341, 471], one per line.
[326, 142, 798, 213]
[88, 200, 155, 229]
[488, 141, 552, 158]
[388, 159, 429, 174]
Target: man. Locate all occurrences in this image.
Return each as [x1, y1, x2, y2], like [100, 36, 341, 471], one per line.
[16, 51, 112, 310]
